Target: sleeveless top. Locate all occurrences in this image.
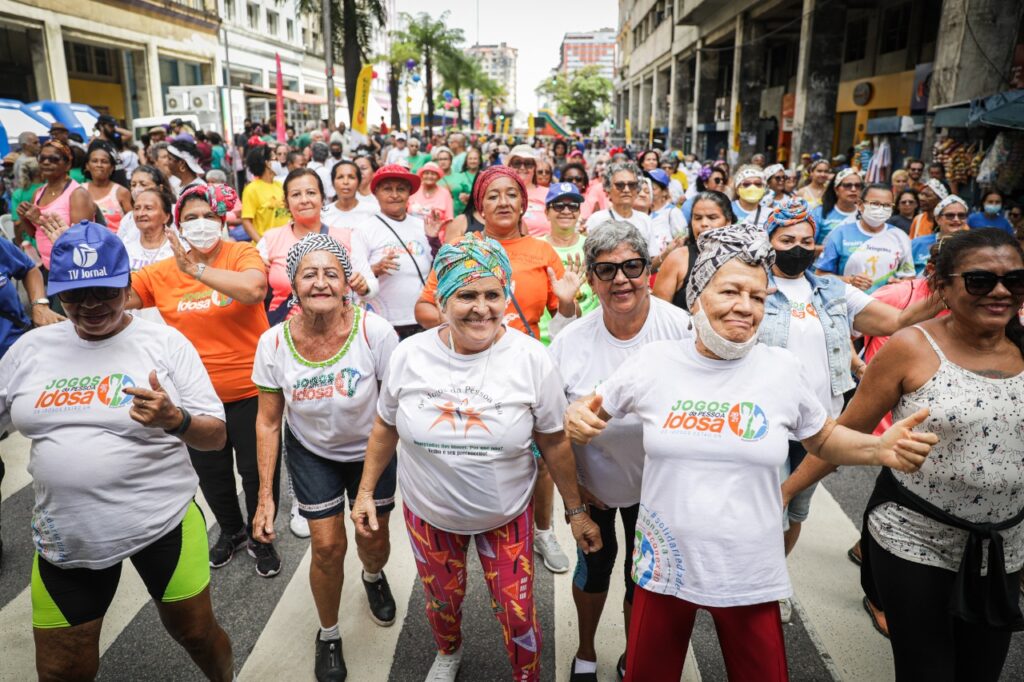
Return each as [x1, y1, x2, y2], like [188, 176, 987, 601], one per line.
[868, 325, 1024, 573]
[466, 211, 485, 234]
[89, 183, 124, 233]
[31, 179, 81, 269]
[670, 244, 699, 311]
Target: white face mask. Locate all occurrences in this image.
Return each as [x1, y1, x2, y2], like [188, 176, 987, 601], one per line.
[692, 307, 757, 360]
[180, 218, 222, 252]
[270, 160, 283, 175]
[861, 204, 892, 228]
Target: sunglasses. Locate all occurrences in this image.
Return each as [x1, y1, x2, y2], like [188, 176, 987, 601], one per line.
[951, 269, 1024, 296]
[838, 183, 864, 191]
[58, 286, 122, 304]
[548, 201, 580, 213]
[613, 181, 639, 192]
[940, 211, 967, 221]
[536, 169, 552, 175]
[563, 175, 586, 184]
[509, 160, 536, 169]
[38, 154, 64, 164]
[590, 257, 649, 281]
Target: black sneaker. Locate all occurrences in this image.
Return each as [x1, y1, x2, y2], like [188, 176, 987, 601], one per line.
[362, 571, 396, 626]
[617, 652, 626, 680]
[209, 529, 247, 568]
[247, 539, 282, 577]
[314, 630, 347, 682]
[569, 658, 598, 682]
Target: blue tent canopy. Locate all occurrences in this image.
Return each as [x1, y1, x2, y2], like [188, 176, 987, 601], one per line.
[968, 89, 1024, 130]
[26, 101, 100, 141]
[0, 99, 52, 156]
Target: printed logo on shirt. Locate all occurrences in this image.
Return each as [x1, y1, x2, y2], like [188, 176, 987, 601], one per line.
[727, 402, 769, 441]
[34, 373, 136, 411]
[428, 398, 491, 436]
[633, 505, 685, 591]
[291, 368, 362, 402]
[661, 399, 730, 436]
[385, 240, 426, 257]
[176, 289, 234, 312]
[790, 301, 818, 319]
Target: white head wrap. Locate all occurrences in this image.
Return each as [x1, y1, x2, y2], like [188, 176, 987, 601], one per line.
[934, 194, 968, 218]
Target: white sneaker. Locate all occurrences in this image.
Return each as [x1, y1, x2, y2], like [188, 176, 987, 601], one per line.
[425, 647, 462, 681]
[534, 530, 570, 573]
[779, 598, 793, 624]
[289, 506, 310, 538]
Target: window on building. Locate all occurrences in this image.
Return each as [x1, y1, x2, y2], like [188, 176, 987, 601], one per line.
[843, 16, 869, 62]
[287, 18, 294, 42]
[879, 2, 911, 54]
[224, 0, 234, 20]
[302, 27, 308, 44]
[267, 11, 279, 36]
[247, 3, 259, 29]
[64, 41, 118, 80]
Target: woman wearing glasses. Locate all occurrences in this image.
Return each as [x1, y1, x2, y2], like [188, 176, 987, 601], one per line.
[911, 195, 970, 275]
[784, 228, 1024, 682]
[584, 162, 659, 257]
[889, 189, 919, 234]
[681, 164, 727, 224]
[551, 221, 692, 681]
[816, 183, 916, 293]
[505, 145, 551, 237]
[581, 155, 610, 222]
[811, 168, 863, 246]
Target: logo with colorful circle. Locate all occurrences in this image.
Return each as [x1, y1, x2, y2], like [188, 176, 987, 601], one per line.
[727, 402, 769, 441]
[96, 373, 136, 408]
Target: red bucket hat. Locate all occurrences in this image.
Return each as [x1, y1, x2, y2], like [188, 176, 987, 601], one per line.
[370, 164, 421, 194]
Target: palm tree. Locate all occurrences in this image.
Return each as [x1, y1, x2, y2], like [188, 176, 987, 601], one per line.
[376, 38, 418, 129]
[437, 50, 474, 125]
[395, 11, 464, 132]
[478, 77, 506, 133]
[297, 0, 388, 123]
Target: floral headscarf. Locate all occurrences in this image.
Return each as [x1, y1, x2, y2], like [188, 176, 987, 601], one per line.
[765, 197, 816, 237]
[433, 235, 513, 306]
[686, 222, 775, 311]
[174, 183, 238, 226]
[472, 165, 527, 215]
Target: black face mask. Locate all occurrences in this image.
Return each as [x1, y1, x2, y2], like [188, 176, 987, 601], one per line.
[774, 245, 817, 277]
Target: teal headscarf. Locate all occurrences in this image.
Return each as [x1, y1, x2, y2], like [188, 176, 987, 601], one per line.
[434, 235, 513, 306]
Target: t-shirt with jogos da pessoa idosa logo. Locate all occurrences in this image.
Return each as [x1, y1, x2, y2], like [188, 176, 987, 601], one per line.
[0, 317, 224, 569]
[598, 340, 826, 607]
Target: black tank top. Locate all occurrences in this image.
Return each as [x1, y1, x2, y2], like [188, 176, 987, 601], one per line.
[671, 244, 699, 311]
[466, 212, 485, 234]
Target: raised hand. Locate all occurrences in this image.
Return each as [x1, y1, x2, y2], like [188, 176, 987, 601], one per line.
[547, 264, 583, 309]
[876, 407, 938, 473]
[123, 370, 182, 431]
[349, 271, 369, 296]
[372, 250, 401, 277]
[423, 209, 443, 239]
[166, 228, 200, 278]
[564, 394, 607, 445]
[36, 213, 70, 243]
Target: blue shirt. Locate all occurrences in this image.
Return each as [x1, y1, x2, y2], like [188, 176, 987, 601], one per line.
[0, 239, 35, 357]
[810, 205, 858, 245]
[815, 221, 916, 293]
[911, 233, 937, 276]
[967, 211, 1014, 235]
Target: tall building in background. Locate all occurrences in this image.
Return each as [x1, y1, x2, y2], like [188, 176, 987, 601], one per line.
[468, 42, 518, 113]
[559, 28, 616, 80]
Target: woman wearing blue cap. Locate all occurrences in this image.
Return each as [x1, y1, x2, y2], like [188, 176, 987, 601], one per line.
[0, 220, 234, 681]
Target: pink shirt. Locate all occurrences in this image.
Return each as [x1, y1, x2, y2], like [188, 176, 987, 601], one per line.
[89, 183, 124, 233]
[581, 182, 608, 222]
[31, 179, 81, 269]
[408, 185, 453, 224]
[257, 224, 355, 314]
[521, 184, 550, 238]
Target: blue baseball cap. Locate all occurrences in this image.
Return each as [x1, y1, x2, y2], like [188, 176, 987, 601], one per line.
[544, 182, 584, 206]
[646, 168, 671, 188]
[47, 221, 131, 296]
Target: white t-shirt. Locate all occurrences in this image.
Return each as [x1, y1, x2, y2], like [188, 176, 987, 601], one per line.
[322, 200, 377, 229]
[252, 307, 397, 462]
[0, 318, 224, 569]
[356, 192, 380, 211]
[309, 162, 335, 201]
[598, 341, 827, 607]
[386, 146, 410, 165]
[125, 238, 175, 324]
[378, 327, 568, 533]
[585, 208, 657, 256]
[649, 204, 687, 256]
[118, 211, 139, 244]
[357, 213, 432, 326]
[549, 297, 691, 507]
[771, 276, 873, 417]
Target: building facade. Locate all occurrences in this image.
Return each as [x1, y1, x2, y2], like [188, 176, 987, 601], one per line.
[468, 42, 518, 113]
[615, 0, 1024, 166]
[559, 29, 616, 80]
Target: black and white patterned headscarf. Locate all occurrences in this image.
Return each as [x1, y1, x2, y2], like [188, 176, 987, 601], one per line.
[286, 232, 353, 284]
[685, 222, 775, 311]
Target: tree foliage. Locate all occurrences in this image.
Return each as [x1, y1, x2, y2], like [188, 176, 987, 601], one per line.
[394, 11, 464, 132]
[535, 65, 613, 133]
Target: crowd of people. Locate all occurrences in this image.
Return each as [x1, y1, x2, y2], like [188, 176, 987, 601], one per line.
[0, 114, 1023, 682]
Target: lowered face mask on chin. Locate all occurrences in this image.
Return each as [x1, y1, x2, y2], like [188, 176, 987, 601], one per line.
[180, 218, 222, 252]
[691, 307, 757, 360]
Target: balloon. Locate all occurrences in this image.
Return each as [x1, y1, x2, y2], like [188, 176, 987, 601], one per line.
[443, 101, 451, 109]
[406, 58, 417, 69]
[443, 90, 453, 101]
[371, 70, 378, 79]
[412, 73, 421, 83]
[452, 98, 460, 107]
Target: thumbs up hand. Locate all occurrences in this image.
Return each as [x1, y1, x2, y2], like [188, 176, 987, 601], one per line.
[564, 393, 608, 445]
[876, 407, 938, 473]
[124, 370, 183, 431]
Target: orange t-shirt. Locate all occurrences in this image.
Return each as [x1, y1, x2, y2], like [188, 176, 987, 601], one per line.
[132, 241, 269, 402]
[418, 235, 564, 339]
[908, 213, 935, 240]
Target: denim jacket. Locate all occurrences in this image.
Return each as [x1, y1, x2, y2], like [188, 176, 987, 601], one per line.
[758, 270, 855, 398]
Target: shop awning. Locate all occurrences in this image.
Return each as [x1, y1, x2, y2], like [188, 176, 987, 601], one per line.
[933, 106, 969, 128]
[968, 88, 1024, 130]
[242, 84, 330, 105]
[866, 115, 924, 135]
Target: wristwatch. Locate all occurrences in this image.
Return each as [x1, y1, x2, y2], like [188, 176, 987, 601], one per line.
[31, 298, 50, 307]
[194, 263, 207, 281]
[564, 504, 588, 523]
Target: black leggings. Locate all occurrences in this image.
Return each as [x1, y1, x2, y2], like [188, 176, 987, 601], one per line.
[572, 504, 639, 602]
[188, 396, 281, 538]
[866, 531, 1015, 681]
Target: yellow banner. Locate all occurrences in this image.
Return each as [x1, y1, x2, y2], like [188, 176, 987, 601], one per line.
[502, 116, 511, 136]
[527, 113, 535, 138]
[351, 64, 373, 135]
[625, 119, 632, 145]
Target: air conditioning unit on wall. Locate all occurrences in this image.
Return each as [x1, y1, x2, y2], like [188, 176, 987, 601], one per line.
[165, 91, 190, 112]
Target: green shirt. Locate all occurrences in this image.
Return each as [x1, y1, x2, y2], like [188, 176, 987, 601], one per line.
[538, 236, 599, 346]
[440, 171, 477, 216]
[11, 183, 44, 216]
[69, 168, 86, 184]
[408, 153, 432, 172]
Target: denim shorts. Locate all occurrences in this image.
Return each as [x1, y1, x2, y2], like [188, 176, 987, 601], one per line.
[284, 426, 397, 520]
[784, 439, 817, 527]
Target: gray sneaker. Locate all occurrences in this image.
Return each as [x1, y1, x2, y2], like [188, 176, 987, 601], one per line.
[534, 531, 570, 573]
[425, 648, 462, 682]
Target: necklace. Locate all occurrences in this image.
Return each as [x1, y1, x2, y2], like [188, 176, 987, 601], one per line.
[445, 325, 496, 394]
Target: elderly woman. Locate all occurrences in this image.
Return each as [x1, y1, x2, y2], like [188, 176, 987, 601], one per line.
[584, 161, 658, 257]
[352, 237, 601, 682]
[890, 188, 920, 234]
[353, 153, 380, 210]
[118, 165, 177, 244]
[0, 221, 232, 681]
[911, 194, 969, 275]
[909, 178, 948, 240]
[566, 222, 937, 681]
[252, 234, 399, 681]
[784, 228, 1024, 681]
[506, 144, 551, 237]
[323, 160, 376, 226]
[890, 169, 911, 197]
[126, 185, 282, 578]
[764, 163, 789, 201]
[241, 145, 290, 241]
[408, 161, 454, 225]
[731, 165, 771, 227]
[681, 164, 728, 224]
[550, 220, 692, 681]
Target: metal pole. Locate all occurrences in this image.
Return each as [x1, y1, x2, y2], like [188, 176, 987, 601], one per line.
[222, 27, 236, 142]
[323, 0, 335, 129]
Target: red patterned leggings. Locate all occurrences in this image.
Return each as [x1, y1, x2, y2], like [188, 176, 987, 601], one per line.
[403, 504, 541, 681]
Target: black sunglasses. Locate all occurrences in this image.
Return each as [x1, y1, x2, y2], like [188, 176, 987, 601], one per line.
[951, 269, 1024, 296]
[57, 286, 123, 304]
[548, 201, 580, 213]
[613, 181, 639, 192]
[590, 258, 649, 281]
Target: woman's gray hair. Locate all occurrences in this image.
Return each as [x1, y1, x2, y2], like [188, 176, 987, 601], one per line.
[205, 169, 228, 184]
[602, 161, 642, 192]
[584, 219, 650, 269]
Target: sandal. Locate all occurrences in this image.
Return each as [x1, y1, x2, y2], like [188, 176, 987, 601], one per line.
[847, 541, 863, 566]
[862, 596, 890, 639]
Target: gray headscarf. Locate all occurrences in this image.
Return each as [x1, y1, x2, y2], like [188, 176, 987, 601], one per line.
[286, 232, 353, 285]
[685, 222, 775, 311]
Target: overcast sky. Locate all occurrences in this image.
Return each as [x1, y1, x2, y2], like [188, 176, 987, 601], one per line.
[394, 0, 617, 113]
